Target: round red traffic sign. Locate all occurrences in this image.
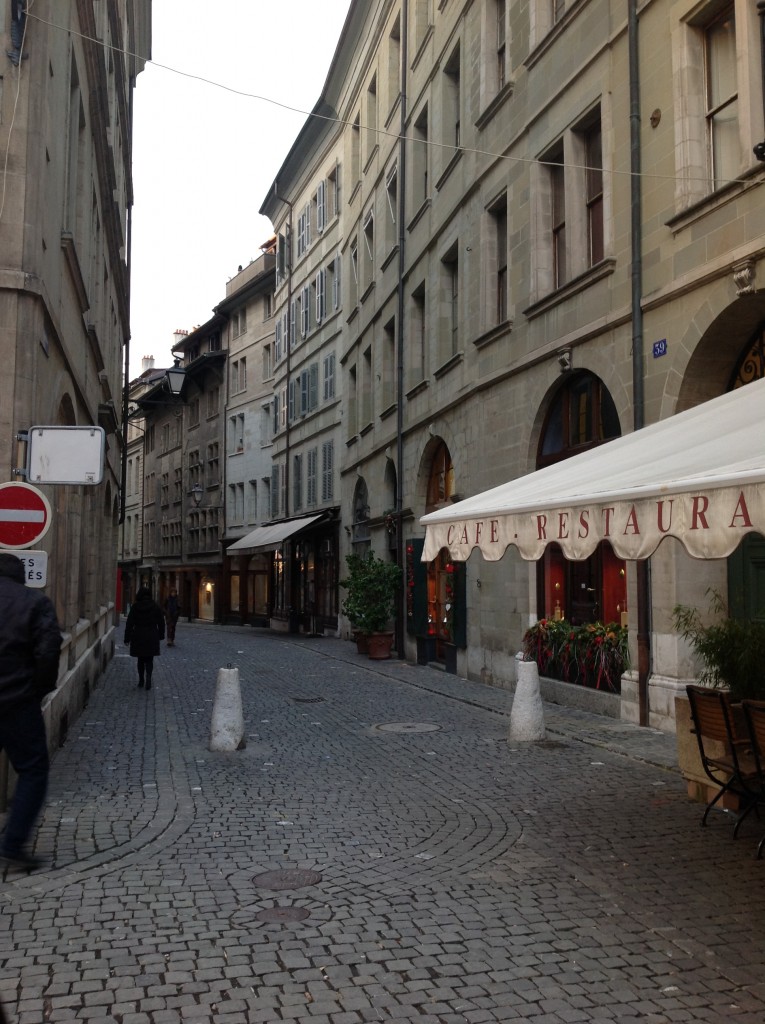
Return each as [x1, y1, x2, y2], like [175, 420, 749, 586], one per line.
[0, 482, 52, 549]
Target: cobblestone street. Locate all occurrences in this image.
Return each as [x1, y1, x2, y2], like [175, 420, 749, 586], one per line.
[1, 624, 764, 1023]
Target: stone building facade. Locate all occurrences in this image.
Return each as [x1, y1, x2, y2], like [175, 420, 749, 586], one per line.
[259, 0, 765, 731]
[0, 0, 151, 782]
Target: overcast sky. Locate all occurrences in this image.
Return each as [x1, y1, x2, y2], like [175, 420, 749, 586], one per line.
[129, 1, 353, 378]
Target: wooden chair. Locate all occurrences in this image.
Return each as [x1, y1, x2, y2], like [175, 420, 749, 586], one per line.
[685, 685, 759, 836]
[741, 700, 765, 858]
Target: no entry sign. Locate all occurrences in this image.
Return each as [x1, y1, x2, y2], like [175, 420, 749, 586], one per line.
[0, 482, 52, 549]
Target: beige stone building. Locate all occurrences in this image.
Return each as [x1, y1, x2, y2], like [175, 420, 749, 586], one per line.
[258, 0, 765, 731]
[0, 0, 151, 775]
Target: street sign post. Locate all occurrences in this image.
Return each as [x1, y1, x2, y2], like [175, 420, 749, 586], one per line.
[0, 482, 52, 549]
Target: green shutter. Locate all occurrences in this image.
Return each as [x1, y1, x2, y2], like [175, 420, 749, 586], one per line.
[451, 561, 467, 648]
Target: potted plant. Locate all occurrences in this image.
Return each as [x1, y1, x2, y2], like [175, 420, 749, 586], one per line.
[673, 591, 765, 703]
[673, 590, 765, 806]
[340, 552, 402, 659]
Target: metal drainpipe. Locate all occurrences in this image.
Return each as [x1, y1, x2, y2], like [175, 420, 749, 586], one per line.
[394, 0, 409, 660]
[120, 77, 136, 526]
[629, 0, 650, 726]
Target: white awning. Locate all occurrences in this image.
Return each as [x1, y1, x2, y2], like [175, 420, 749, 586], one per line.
[227, 514, 324, 555]
[421, 377, 765, 563]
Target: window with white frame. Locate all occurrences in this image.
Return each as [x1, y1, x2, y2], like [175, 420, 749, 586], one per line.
[280, 385, 287, 429]
[333, 253, 341, 309]
[410, 282, 426, 387]
[274, 316, 283, 364]
[674, 1, 761, 206]
[289, 301, 296, 351]
[385, 165, 398, 252]
[349, 237, 359, 307]
[263, 342, 272, 380]
[362, 210, 374, 286]
[382, 318, 396, 409]
[300, 284, 310, 338]
[316, 179, 327, 233]
[488, 194, 508, 324]
[315, 269, 326, 324]
[328, 162, 341, 218]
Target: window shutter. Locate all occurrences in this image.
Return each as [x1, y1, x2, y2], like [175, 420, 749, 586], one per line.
[307, 448, 317, 506]
[317, 180, 326, 232]
[321, 440, 334, 501]
[288, 379, 295, 422]
[290, 300, 296, 350]
[309, 362, 319, 410]
[316, 269, 325, 323]
[272, 393, 279, 434]
[274, 319, 282, 363]
[451, 562, 467, 648]
[301, 285, 310, 337]
[271, 464, 280, 517]
[304, 202, 311, 246]
[334, 253, 341, 309]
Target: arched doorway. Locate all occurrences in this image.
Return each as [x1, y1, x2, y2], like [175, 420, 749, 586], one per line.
[536, 372, 627, 627]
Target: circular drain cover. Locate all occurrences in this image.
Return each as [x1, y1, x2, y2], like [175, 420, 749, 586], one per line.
[256, 906, 310, 923]
[375, 722, 441, 734]
[252, 868, 323, 890]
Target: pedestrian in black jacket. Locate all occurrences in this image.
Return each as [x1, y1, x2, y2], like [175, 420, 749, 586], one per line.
[124, 587, 165, 690]
[0, 552, 62, 871]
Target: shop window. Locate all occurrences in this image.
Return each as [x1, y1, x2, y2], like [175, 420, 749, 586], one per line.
[537, 373, 625, 632]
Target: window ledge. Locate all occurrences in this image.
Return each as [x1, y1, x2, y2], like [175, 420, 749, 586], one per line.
[406, 378, 429, 400]
[346, 306, 359, 325]
[665, 169, 762, 234]
[363, 145, 379, 174]
[360, 281, 376, 304]
[380, 401, 397, 421]
[524, 0, 586, 71]
[473, 321, 513, 349]
[384, 95, 401, 129]
[434, 351, 463, 378]
[349, 180, 362, 205]
[524, 258, 616, 321]
[359, 421, 373, 437]
[435, 149, 463, 192]
[475, 82, 514, 132]
[407, 198, 431, 232]
[410, 24, 434, 72]
[346, 434, 359, 449]
[381, 245, 399, 272]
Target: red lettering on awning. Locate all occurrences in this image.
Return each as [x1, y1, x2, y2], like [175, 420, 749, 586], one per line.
[691, 495, 709, 530]
[557, 512, 569, 539]
[490, 519, 499, 543]
[537, 515, 547, 541]
[624, 505, 640, 536]
[730, 492, 753, 528]
[601, 507, 615, 536]
[578, 510, 589, 538]
[657, 499, 673, 533]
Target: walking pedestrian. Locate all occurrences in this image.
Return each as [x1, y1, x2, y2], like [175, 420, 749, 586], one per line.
[124, 587, 165, 690]
[0, 552, 62, 871]
[164, 587, 180, 646]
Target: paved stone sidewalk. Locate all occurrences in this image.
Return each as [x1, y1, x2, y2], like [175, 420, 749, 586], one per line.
[1, 624, 764, 1023]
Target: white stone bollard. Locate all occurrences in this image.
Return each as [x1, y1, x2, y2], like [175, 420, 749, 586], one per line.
[509, 652, 546, 742]
[209, 666, 245, 752]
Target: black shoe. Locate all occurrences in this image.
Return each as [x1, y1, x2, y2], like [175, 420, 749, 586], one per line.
[138, 680, 144, 688]
[0, 849, 46, 872]
[145, 680, 152, 691]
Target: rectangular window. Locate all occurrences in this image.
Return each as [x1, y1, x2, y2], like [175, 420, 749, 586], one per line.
[550, 150, 566, 289]
[333, 253, 342, 309]
[263, 292, 272, 319]
[316, 179, 327, 233]
[323, 351, 336, 401]
[349, 238, 359, 308]
[328, 162, 341, 218]
[385, 165, 398, 252]
[491, 197, 508, 323]
[351, 113, 361, 186]
[321, 440, 334, 502]
[443, 44, 461, 149]
[585, 122, 604, 266]
[382, 318, 396, 409]
[388, 15, 401, 112]
[301, 284, 310, 337]
[410, 283, 426, 386]
[274, 317, 283, 364]
[207, 386, 219, 418]
[440, 246, 459, 360]
[412, 105, 429, 211]
[293, 453, 303, 512]
[496, 0, 506, 91]
[315, 268, 326, 324]
[307, 448, 318, 506]
[263, 343, 272, 380]
[365, 75, 377, 166]
[363, 210, 374, 286]
[705, 6, 738, 191]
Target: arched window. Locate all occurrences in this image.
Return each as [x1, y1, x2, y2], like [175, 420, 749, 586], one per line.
[426, 441, 455, 509]
[537, 373, 626, 632]
[352, 479, 371, 549]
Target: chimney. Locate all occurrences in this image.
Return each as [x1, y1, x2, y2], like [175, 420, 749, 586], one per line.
[141, 355, 155, 372]
[173, 328, 189, 348]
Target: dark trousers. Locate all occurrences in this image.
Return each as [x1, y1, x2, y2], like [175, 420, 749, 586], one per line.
[166, 618, 177, 643]
[0, 700, 49, 855]
[137, 656, 154, 682]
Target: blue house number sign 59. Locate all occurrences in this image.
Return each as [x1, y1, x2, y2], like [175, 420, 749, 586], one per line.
[653, 339, 667, 358]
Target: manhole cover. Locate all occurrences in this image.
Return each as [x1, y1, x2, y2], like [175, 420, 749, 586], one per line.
[255, 906, 311, 923]
[252, 868, 323, 890]
[374, 722, 441, 734]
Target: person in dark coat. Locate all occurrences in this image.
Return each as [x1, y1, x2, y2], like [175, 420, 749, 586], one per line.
[164, 587, 180, 646]
[0, 552, 62, 871]
[124, 587, 165, 690]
